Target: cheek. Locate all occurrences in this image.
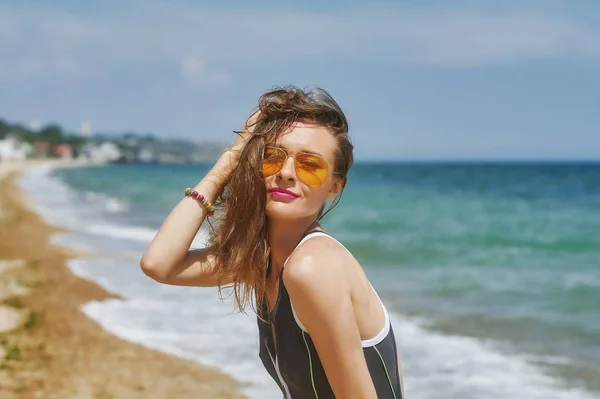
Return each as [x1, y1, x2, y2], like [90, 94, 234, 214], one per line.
[301, 187, 330, 207]
[264, 175, 275, 188]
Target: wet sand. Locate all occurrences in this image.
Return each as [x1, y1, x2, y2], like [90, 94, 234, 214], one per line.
[0, 160, 246, 399]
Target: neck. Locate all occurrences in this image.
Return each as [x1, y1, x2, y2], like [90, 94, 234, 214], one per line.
[267, 216, 320, 278]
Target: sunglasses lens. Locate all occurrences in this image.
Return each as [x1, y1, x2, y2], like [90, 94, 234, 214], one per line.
[295, 153, 330, 187]
[262, 147, 285, 177]
[262, 147, 331, 187]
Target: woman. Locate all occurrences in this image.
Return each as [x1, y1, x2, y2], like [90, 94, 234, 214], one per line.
[140, 86, 404, 398]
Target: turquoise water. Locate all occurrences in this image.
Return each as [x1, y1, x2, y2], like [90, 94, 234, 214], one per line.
[33, 162, 600, 398]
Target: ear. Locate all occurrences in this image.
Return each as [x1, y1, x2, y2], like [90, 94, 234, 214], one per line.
[326, 176, 345, 201]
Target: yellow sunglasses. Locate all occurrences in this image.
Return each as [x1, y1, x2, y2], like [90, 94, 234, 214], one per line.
[262, 146, 332, 187]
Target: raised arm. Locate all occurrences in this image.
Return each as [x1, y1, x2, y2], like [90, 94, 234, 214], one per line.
[140, 151, 233, 286]
[140, 112, 259, 286]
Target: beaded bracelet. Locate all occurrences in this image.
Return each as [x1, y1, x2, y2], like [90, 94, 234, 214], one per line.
[185, 188, 215, 215]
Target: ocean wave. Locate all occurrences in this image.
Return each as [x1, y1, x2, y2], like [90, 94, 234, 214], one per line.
[19, 162, 600, 399]
[81, 223, 208, 249]
[83, 191, 130, 213]
[392, 314, 597, 399]
[20, 163, 132, 227]
[21, 164, 209, 249]
[67, 249, 600, 399]
[73, 281, 598, 399]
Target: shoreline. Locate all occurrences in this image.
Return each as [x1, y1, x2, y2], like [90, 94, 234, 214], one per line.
[0, 160, 246, 398]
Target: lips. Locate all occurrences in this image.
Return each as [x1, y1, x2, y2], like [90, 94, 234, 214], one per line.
[268, 187, 299, 198]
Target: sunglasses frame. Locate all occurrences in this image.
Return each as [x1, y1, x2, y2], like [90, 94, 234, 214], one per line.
[261, 145, 334, 187]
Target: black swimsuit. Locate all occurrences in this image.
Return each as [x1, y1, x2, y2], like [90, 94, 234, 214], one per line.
[257, 231, 403, 398]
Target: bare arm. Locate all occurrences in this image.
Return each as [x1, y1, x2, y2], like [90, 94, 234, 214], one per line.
[140, 111, 260, 286]
[398, 351, 405, 398]
[140, 152, 234, 286]
[283, 248, 378, 399]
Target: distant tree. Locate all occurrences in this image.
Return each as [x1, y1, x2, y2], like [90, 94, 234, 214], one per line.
[0, 119, 9, 138]
[11, 124, 36, 142]
[122, 132, 137, 141]
[64, 135, 87, 156]
[142, 133, 157, 142]
[39, 124, 64, 145]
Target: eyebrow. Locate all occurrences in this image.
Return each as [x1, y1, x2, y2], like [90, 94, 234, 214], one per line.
[269, 144, 325, 158]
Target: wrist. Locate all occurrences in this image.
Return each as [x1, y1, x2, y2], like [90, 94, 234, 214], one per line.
[194, 177, 221, 201]
[197, 154, 233, 197]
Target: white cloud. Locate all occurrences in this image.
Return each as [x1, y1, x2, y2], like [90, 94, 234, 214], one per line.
[384, 13, 600, 67]
[0, 1, 598, 87]
[179, 57, 231, 89]
[181, 58, 206, 79]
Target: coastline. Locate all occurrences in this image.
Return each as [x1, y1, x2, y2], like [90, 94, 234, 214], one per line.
[0, 160, 246, 398]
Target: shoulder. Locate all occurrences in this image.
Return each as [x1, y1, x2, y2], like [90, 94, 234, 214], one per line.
[282, 236, 353, 303]
[284, 235, 350, 281]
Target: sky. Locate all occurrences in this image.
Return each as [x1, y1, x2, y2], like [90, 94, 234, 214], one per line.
[1, 0, 599, 161]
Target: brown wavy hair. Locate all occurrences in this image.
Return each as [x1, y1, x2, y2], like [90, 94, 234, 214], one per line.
[206, 86, 354, 313]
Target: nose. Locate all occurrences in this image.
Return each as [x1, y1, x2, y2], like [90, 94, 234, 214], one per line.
[277, 155, 297, 182]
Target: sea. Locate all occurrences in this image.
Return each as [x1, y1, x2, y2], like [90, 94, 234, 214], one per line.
[20, 161, 600, 399]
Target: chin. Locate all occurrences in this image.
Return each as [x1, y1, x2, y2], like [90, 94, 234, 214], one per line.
[265, 201, 313, 221]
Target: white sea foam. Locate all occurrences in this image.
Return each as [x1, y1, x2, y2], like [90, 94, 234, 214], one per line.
[84, 224, 159, 243]
[71, 249, 600, 399]
[20, 164, 207, 248]
[393, 313, 598, 399]
[20, 164, 131, 228]
[68, 259, 122, 294]
[77, 270, 281, 398]
[76, 283, 600, 399]
[82, 223, 208, 248]
[19, 163, 76, 227]
[84, 191, 130, 213]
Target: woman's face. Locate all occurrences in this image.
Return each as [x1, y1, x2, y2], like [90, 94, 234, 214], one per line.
[263, 121, 343, 222]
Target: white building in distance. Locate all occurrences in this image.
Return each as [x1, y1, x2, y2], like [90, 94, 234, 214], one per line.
[0, 135, 33, 161]
[79, 142, 122, 163]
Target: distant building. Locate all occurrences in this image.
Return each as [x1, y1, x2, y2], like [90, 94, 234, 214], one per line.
[53, 144, 74, 159]
[78, 142, 121, 163]
[32, 141, 51, 158]
[138, 146, 158, 163]
[0, 134, 33, 161]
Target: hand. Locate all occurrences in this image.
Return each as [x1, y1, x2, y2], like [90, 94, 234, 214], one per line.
[202, 110, 262, 192]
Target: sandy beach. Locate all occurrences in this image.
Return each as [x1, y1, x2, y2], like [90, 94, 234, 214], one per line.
[0, 160, 246, 399]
